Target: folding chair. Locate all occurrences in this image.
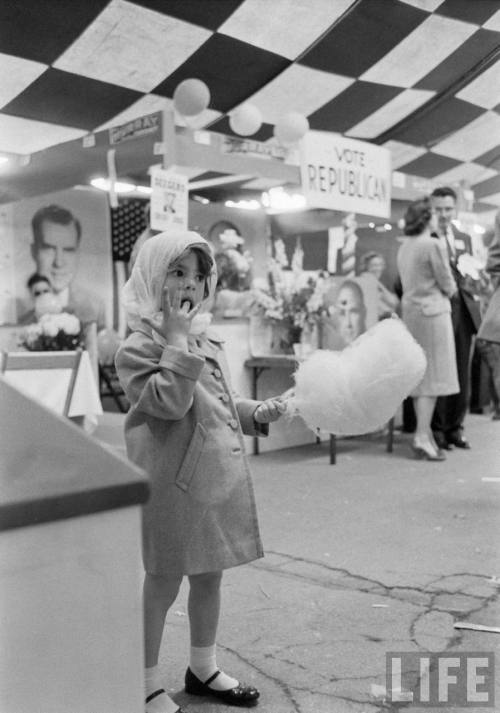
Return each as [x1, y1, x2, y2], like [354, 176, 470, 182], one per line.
[1, 350, 83, 418]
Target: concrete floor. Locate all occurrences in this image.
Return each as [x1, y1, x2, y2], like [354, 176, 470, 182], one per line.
[94, 412, 500, 712]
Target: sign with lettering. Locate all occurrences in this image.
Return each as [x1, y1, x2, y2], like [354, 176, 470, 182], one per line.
[300, 131, 391, 218]
[221, 136, 287, 161]
[150, 168, 188, 231]
[109, 113, 160, 145]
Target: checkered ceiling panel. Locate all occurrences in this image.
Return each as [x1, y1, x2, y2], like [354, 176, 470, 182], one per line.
[1, 0, 499, 209]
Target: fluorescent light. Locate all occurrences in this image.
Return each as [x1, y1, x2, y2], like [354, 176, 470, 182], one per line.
[192, 194, 210, 204]
[0, 156, 9, 165]
[136, 185, 152, 195]
[225, 199, 261, 210]
[90, 177, 136, 193]
[261, 186, 306, 213]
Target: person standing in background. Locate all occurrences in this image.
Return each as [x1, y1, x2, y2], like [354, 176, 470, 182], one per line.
[397, 197, 458, 461]
[359, 251, 400, 319]
[476, 209, 500, 420]
[430, 186, 481, 450]
[18, 273, 55, 324]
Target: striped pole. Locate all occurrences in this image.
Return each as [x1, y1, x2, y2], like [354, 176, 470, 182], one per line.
[341, 213, 358, 276]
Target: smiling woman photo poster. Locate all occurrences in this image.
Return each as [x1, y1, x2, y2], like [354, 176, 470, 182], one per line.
[7, 187, 113, 329]
[321, 275, 378, 350]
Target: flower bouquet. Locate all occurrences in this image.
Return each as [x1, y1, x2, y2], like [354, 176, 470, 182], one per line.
[250, 238, 326, 354]
[456, 253, 492, 299]
[20, 312, 84, 352]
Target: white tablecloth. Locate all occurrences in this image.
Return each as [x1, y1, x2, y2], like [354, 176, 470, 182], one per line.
[2, 350, 103, 431]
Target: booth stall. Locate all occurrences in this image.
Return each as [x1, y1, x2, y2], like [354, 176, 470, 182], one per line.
[0, 106, 409, 450]
[0, 106, 492, 451]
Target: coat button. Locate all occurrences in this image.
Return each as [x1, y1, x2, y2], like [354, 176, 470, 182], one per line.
[228, 419, 238, 430]
[220, 393, 229, 403]
[213, 368, 222, 378]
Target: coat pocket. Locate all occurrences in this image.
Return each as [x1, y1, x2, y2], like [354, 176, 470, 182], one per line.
[175, 422, 207, 492]
[421, 300, 450, 316]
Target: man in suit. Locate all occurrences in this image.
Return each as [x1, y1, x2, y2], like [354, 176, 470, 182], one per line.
[30, 204, 106, 330]
[430, 186, 481, 449]
[476, 209, 500, 420]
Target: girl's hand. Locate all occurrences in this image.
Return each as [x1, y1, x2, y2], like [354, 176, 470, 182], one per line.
[254, 398, 287, 424]
[142, 287, 202, 348]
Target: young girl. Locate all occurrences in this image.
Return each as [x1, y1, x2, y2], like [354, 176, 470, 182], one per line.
[115, 231, 285, 713]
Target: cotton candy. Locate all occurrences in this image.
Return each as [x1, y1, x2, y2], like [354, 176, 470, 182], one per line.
[288, 318, 426, 435]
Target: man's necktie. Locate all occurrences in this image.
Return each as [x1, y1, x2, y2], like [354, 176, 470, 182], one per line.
[443, 229, 455, 262]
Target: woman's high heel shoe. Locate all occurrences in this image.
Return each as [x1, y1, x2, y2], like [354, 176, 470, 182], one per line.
[411, 441, 446, 461]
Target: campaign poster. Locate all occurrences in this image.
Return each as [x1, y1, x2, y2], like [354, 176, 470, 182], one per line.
[7, 187, 113, 327]
[320, 275, 378, 350]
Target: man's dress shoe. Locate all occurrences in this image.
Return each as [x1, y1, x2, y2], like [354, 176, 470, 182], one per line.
[447, 434, 470, 449]
[433, 433, 452, 450]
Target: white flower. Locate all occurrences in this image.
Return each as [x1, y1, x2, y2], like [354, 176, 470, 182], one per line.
[457, 253, 483, 280]
[219, 229, 244, 249]
[38, 312, 81, 337]
[274, 239, 288, 268]
[56, 313, 81, 335]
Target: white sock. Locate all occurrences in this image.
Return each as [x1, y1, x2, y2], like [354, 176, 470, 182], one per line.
[144, 666, 179, 713]
[189, 644, 238, 691]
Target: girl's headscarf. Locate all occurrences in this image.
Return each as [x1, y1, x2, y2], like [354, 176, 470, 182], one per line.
[122, 230, 216, 339]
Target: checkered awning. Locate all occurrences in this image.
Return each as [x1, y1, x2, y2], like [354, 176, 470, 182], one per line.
[1, 0, 499, 210]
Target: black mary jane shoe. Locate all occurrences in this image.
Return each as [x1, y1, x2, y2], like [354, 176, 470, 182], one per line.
[185, 667, 260, 707]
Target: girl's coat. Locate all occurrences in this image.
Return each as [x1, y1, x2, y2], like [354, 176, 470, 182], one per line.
[116, 327, 265, 576]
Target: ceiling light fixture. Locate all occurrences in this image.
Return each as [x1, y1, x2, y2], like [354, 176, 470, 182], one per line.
[90, 177, 138, 193]
[225, 199, 261, 210]
[261, 186, 306, 213]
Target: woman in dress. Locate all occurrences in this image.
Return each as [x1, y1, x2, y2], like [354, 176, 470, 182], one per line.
[397, 197, 458, 461]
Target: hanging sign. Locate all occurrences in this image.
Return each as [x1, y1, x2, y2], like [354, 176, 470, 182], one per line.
[150, 168, 188, 231]
[221, 136, 287, 161]
[109, 113, 160, 145]
[300, 131, 391, 218]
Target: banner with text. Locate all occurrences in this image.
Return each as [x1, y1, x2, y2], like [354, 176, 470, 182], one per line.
[300, 131, 391, 218]
[150, 168, 188, 231]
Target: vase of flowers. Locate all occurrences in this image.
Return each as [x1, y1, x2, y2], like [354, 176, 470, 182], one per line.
[250, 238, 326, 355]
[20, 312, 84, 351]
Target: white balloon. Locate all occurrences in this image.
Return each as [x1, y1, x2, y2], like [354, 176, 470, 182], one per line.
[173, 79, 210, 117]
[229, 104, 262, 136]
[274, 112, 309, 145]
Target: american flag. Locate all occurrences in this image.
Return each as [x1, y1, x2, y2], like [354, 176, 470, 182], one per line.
[110, 198, 147, 335]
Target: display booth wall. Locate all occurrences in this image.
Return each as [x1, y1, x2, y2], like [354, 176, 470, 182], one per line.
[270, 203, 408, 291]
[188, 200, 270, 278]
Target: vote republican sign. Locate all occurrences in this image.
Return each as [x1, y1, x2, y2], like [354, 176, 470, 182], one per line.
[300, 131, 391, 218]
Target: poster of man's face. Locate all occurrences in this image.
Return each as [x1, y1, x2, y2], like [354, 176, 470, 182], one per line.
[321, 275, 378, 350]
[6, 188, 113, 327]
[30, 204, 81, 294]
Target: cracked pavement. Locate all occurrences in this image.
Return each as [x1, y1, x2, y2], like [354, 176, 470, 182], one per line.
[156, 414, 500, 712]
